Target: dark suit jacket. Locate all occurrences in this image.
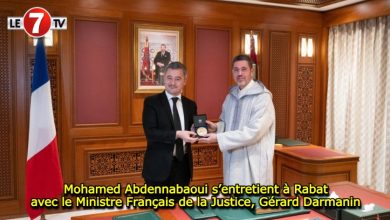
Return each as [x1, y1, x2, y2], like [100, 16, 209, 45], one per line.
[142, 91, 197, 182]
[153, 51, 171, 76]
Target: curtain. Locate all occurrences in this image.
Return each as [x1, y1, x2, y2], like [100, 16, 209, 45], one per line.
[326, 15, 390, 194]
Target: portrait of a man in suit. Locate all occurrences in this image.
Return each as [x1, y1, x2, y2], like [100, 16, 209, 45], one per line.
[142, 61, 198, 200]
[153, 44, 171, 85]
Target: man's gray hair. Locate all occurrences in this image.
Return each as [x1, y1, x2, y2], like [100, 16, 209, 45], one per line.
[164, 62, 187, 77]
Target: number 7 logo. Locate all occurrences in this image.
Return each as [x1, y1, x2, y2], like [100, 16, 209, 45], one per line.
[23, 7, 52, 38]
[29, 12, 44, 34]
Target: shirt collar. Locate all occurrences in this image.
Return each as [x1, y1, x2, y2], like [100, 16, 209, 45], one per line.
[165, 91, 182, 101]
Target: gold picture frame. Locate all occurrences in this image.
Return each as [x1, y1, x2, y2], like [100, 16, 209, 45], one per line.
[134, 23, 184, 93]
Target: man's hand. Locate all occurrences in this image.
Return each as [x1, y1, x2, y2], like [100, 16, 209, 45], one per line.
[157, 62, 164, 67]
[198, 133, 218, 144]
[176, 130, 198, 144]
[206, 120, 217, 133]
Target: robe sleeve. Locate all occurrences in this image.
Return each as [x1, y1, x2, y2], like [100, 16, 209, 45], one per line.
[216, 93, 275, 151]
[216, 94, 229, 133]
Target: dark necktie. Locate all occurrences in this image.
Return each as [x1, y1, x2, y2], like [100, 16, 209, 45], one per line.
[172, 97, 184, 161]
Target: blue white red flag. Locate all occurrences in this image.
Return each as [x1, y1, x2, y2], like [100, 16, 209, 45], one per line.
[25, 38, 63, 219]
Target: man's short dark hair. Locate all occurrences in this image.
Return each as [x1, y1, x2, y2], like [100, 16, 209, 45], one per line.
[232, 54, 253, 68]
[164, 61, 187, 77]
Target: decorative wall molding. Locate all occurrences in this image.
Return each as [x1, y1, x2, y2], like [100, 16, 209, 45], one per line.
[0, 12, 14, 200]
[88, 145, 221, 176]
[192, 145, 219, 168]
[89, 150, 144, 177]
[296, 65, 315, 143]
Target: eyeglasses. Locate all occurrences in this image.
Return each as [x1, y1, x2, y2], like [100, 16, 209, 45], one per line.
[232, 67, 249, 74]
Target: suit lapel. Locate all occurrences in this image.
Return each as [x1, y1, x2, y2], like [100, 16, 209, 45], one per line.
[182, 97, 190, 130]
[159, 92, 175, 129]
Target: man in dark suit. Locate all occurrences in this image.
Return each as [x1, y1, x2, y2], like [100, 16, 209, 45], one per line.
[153, 44, 171, 85]
[142, 62, 198, 199]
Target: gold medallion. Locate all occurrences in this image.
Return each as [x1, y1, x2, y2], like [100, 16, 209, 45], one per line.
[196, 127, 208, 136]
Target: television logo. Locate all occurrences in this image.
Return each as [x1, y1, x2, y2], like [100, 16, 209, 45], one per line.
[7, 7, 67, 38]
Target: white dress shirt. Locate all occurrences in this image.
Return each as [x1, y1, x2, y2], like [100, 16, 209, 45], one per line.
[165, 91, 186, 155]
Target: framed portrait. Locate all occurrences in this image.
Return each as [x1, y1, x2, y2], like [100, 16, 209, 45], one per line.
[134, 23, 183, 93]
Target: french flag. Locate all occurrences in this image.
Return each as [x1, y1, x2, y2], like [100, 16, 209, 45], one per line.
[25, 38, 63, 219]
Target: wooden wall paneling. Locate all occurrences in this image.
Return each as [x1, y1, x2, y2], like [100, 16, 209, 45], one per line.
[184, 17, 196, 100]
[74, 138, 147, 186]
[231, 21, 241, 73]
[129, 96, 143, 126]
[191, 17, 235, 92]
[68, 16, 129, 202]
[269, 31, 291, 138]
[69, 17, 124, 138]
[296, 65, 315, 143]
[67, 7, 124, 20]
[118, 14, 130, 136]
[0, 10, 15, 205]
[127, 16, 143, 129]
[313, 31, 324, 145]
[192, 17, 234, 29]
[191, 143, 223, 186]
[319, 27, 329, 146]
[296, 33, 316, 143]
[288, 31, 298, 140]
[60, 11, 75, 187]
[14, 19, 30, 220]
[257, 30, 264, 83]
[324, 0, 390, 27]
[195, 26, 231, 121]
[193, 26, 229, 186]
[10, 32, 27, 217]
[261, 29, 271, 87]
[65, 0, 323, 29]
[58, 13, 124, 194]
[74, 19, 119, 126]
[0, 7, 29, 216]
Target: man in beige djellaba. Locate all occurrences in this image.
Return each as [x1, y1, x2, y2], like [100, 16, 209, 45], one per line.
[199, 54, 276, 186]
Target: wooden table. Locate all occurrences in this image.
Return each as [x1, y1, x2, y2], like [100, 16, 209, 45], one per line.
[274, 145, 359, 186]
[328, 181, 390, 208]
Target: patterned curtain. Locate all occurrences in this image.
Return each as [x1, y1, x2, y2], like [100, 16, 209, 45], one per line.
[326, 15, 390, 194]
